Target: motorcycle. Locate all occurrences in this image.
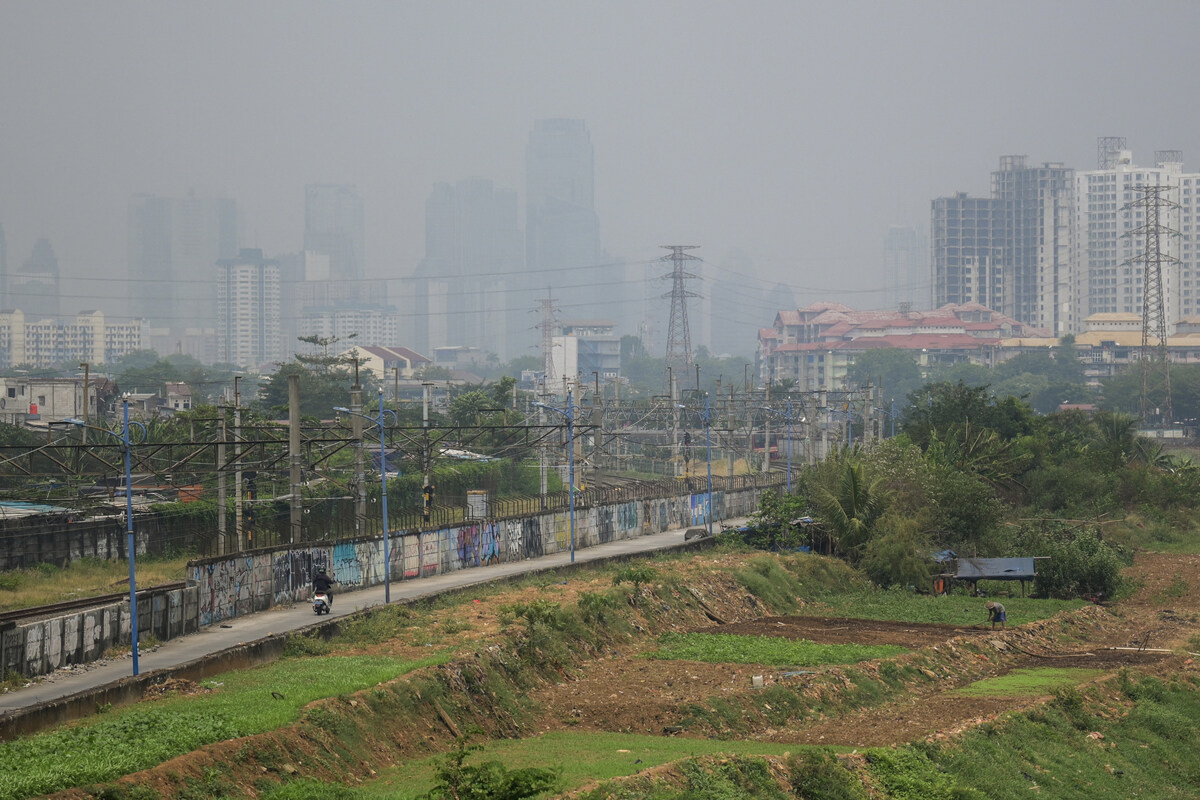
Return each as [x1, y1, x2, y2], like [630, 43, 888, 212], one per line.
[312, 592, 332, 615]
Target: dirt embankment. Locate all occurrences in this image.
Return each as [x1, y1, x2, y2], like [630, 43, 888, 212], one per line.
[48, 551, 1200, 800]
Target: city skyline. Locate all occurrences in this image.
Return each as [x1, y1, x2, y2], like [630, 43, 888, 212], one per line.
[6, 1, 1200, 340]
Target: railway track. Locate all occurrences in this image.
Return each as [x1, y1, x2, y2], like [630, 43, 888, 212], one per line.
[0, 582, 188, 626]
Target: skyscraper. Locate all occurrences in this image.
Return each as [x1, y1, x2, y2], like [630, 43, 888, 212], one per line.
[411, 178, 522, 358]
[12, 238, 62, 322]
[128, 191, 238, 331]
[216, 248, 282, 369]
[304, 185, 366, 284]
[522, 119, 611, 351]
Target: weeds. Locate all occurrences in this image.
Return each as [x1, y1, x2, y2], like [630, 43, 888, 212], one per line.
[645, 632, 905, 667]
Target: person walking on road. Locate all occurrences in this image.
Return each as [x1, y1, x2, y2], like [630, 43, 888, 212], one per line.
[985, 600, 1006, 631]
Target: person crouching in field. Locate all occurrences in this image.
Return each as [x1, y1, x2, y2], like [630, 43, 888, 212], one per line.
[986, 600, 1007, 631]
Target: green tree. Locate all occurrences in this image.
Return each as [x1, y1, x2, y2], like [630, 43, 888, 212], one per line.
[902, 381, 1034, 449]
[814, 458, 886, 563]
[845, 347, 924, 402]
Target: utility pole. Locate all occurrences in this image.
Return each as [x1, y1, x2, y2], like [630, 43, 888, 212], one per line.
[762, 382, 771, 475]
[288, 373, 302, 543]
[422, 382, 433, 521]
[78, 362, 89, 446]
[234, 377, 243, 552]
[351, 368, 365, 537]
[217, 398, 226, 555]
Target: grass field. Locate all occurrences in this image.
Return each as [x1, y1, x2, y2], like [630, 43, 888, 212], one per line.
[0, 652, 449, 800]
[806, 587, 1085, 627]
[0, 555, 194, 611]
[950, 667, 1105, 697]
[645, 632, 906, 667]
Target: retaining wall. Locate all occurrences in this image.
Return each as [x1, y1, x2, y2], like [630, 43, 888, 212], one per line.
[189, 486, 759, 626]
[0, 584, 200, 679]
[3, 485, 761, 678]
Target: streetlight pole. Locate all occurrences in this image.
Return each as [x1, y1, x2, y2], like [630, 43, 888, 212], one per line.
[66, 395, 146, 676]
[534, 392, 575, 562]
[335, 393, 398, 602]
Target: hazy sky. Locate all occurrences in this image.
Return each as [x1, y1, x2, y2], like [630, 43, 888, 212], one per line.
[4, 0, 1200, 321]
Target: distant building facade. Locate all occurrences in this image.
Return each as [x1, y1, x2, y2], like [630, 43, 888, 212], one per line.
[129, 191, 238, 330]
[9, 238, 62, 322]
[304, 184, 366, 284]
[0, 310, 146, 369]
[215, 248, 282, 369]
[410, 178, 523, 358]
[883, 225, 930, 309]
[932, 157, 1073, 335]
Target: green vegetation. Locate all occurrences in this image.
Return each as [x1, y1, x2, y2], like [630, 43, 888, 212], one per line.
[804, 587, 1084, 627]
[0, 555, 192, 612]
[863, 672, 1200, 799]
[645, 632, 905, 667]
[0, 653, 449, 800]
[362, 732, 817, 800]
[950, 668, 1104, 697]
[419, 738, 560, 800]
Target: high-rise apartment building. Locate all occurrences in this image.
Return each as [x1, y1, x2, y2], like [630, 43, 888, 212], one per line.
[932, 193, 1004, 311]
[1074, 149, 1198, 328]
[0, 310, 145, 368]
[933, 157, 1073, 334]
[991, 157, 1074, 335]
[128, 191, 238, 331]
[215, 248, 282, 369]
[304, 185, 365, 284]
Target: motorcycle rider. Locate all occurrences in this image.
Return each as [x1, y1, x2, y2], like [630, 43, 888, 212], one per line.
[312, 566, 336, 607]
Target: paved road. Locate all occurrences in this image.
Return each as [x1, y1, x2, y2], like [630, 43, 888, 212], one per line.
[0, 520, 743, 719]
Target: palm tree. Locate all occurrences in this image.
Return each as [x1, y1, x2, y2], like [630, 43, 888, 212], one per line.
[815, 459, 886, 564]
[1091, 411, 1139, 469]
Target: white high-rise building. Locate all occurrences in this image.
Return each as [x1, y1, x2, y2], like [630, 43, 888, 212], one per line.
[216, 248, 282, 369]
[1074, 150, 1195, 330]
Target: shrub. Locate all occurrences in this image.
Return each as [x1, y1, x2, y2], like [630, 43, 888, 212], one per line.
[861, 516, 933, 589]
[788, 749, 867, 800]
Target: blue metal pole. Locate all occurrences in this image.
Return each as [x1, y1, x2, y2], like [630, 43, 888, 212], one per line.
[378, 391, 390, 603]
[567, 391, 575, 563]
[123, 399, 139, 676]
[704, 393, 713, 536]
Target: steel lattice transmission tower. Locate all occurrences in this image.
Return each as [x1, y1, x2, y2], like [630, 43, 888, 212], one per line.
[1124, 185, 1180, 424]
[660, 245, 701, 372]
[536, 291, 559, 386]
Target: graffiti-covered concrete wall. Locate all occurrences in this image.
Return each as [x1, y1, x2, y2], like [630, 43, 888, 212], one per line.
[189, 485, 762, 627]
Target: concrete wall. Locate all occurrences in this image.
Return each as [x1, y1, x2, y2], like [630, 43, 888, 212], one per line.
[190, 486, 759, 626]
[3, 485, 762, 677]
[0, 584, 199, 680]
